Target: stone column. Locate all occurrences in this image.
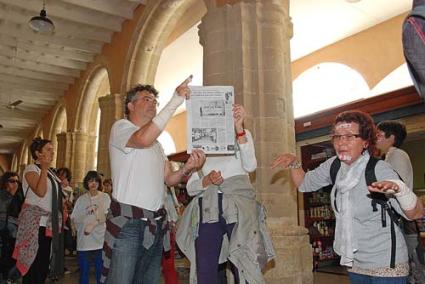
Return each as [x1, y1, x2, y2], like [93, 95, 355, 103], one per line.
[56, 132, 71, 169]
[97, 93, 123, 179]
[69, 131, 90, 184]
[200, 1, 312, 283]
[56, 131, 93, 184]
[18, 164, 26, 180]
[85, 135, 97, 173]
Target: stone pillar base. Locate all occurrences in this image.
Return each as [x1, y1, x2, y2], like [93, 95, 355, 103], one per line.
[264, 218, 313, 284]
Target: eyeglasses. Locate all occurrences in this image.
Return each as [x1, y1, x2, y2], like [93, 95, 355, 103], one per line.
[7, 179, 18, 184]
[135, 96, 159, 107]
[329, 134, 361, 142]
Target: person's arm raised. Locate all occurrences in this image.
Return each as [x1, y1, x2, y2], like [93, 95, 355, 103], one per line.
[271, 153, 305, 188]
[25, 159, 50, 198]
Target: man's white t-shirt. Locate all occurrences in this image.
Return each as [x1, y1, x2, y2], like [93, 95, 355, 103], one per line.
[71, 192, 111, 251]
[109, 119, 167, 211]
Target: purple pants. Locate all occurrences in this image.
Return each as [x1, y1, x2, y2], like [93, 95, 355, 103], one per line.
[195, 194, 239, 284]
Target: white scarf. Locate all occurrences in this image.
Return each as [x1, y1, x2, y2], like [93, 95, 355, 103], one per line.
[331, 152, 369, 267]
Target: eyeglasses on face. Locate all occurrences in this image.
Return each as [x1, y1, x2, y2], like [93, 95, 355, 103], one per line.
[7, 179, 18, 184]
[135, 96, 159, 107]
[329, 134, 361, 142]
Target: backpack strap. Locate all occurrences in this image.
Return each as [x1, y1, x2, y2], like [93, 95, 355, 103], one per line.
[365, 157, 402, 269]
[365, 156, 379, 186]
[329, 158, 341, 185]
[330, 158, 341, 212]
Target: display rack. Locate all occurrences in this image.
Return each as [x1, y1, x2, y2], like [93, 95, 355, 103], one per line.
[300, 143, 339, 269]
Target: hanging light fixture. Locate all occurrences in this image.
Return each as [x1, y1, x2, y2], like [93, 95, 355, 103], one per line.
[28, 0, 55, 34]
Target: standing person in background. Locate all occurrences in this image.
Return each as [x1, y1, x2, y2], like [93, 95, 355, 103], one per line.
[14, 137, 64, 284]
[71, 171, 110, 284]
[102, 77, 206, 284]
[376, 120, 425, 284]
[57, 167, 75, 261]
[162, 185, 183, 284]
[57, 168, 74, 207]
[272, 111, 423, 284]
[102, 179, 112, 199]
[0, 172, 24, 282]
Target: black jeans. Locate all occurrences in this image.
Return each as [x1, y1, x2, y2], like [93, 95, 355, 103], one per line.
[22, 227, 51, 284]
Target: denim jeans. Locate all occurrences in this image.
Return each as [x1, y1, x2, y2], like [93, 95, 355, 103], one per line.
[348, 272, 408, 284]
[77, 249, 103, 284]
[106, 218, 164, 284]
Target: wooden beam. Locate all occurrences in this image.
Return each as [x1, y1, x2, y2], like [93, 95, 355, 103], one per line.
[60, 0, 134, 19]
[0, 107, 49, 121]
[0, 5, 112, 42]
[0, 35, 94, 62]
[0, 74, 69, 91]
[0, 23, 103, 53]
[0, 44, 87, 70]
[0, 128, 28, 136]
[0, 55, 81, 77]
[0, 79, 67, 94]
[0, 115, 39, 124]
[0, 64, 74, 84]
[1, 0, 124, 31]
[0, 88, 63, 99]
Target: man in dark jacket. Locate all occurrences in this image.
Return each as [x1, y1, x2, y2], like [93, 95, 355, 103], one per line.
[0, 172, 24, 282]
[403, 0, 425, 98]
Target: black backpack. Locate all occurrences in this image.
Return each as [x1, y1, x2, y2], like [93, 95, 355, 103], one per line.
[329, 156, 402, 268]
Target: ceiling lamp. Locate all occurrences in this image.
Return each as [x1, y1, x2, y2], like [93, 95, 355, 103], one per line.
[29, 0, 55, 34]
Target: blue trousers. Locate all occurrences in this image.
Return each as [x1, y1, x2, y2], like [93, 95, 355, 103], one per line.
[77, 249, 103, 284]
[348, 272, 407, 284]
[106, 218, 164, 284]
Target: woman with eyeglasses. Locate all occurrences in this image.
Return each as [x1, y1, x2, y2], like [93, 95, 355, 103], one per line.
[271, 110, 423, 284]
[0, 172, 24, 281]
[14, 137, 64, 284]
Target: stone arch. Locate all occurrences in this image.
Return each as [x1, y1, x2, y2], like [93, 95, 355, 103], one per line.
[34, 125, 44, 139]
[48, 103, 67, 141]
[17, 141, 28, 176]
[70, 66, 111, 180]
[48, 103, 67, 168]
[292, 62, 370, 117]
[292, 14, 406, 91]
[74, 67, 110, 133]
[123, 0, 201, 91]
[370, 63, 414, 97]
[11, 153, 18, 173]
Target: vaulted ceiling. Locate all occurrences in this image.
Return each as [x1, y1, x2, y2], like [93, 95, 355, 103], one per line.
[0, 0, 413, 155]
[0, 0, 139, 154]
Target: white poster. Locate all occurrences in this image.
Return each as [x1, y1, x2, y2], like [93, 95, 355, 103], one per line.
[186, 86, 235, 154]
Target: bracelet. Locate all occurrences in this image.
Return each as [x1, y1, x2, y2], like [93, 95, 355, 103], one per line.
[236, 130, 246, 138]
[288, 160, 302, 169]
